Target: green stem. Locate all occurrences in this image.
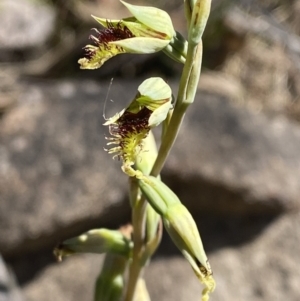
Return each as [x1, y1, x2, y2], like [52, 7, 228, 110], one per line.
[151, 42, 203, 177]
[124, 27, 204, 301]
[124, 180, 147, 301]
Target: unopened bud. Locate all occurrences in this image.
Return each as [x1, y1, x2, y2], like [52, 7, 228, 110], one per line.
[54, 228, 132, 261]
[188, 0, 211, 45]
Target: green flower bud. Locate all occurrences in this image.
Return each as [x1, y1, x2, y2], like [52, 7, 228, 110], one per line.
[138, 176, 168, 216]
[163, 203, 215, 300]
[54, 228, 132, 261]
[188, 0, 211, 45]
[78, 1, 175, 69]
[184, 0, 194, 26]
[138, 175, 215, 301]
[138, 174, 180, 215]
[94, 254, 127, 301]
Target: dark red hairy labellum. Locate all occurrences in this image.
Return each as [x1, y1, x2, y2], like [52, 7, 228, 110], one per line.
[93, 21, 134, 47]
[109, 107, 151, 138]
[84, 21, 135, 60]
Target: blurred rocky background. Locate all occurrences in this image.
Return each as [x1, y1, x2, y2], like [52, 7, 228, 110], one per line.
[1, 0, 300, 300]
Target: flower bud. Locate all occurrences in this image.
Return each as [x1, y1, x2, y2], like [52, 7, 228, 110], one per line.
[163, 203, 216, 301]
[138, 175, 215, 300]
[54, 228, 132, 261]
[188, 0, 211, 45]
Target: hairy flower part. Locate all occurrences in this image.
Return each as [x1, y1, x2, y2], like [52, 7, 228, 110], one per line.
[104, 77, 172, 177]
[106, 107, 152, 167]
[104, 77, 172, 178]
[78, 0, 175, 69]
[80, 21, 135, 69]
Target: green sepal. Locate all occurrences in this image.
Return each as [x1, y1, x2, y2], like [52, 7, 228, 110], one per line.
[120, 0, 175, 38]
[163, 203, 211, 277]
[111, 38, 170, 54]
[137, 77, 172, 109]
[139, 175, 180, 209]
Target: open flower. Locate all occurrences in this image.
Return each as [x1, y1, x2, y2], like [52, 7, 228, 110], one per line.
[78, 0, 175, 69]
[104, 77, 172, 177]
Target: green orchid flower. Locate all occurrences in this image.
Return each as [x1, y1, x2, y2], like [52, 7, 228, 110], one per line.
[78, 0, 175, 69]
[104, 77, 172, 178]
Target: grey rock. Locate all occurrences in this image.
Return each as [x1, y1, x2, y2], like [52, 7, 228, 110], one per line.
[0, 256, 23, 301]
[0, 0, 55, 51]
[0, 80, 130, 258]
[22, 254, 103, 301]
[210, 212, 300, 301]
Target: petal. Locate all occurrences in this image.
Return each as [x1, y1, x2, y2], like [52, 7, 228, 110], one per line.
[148, 101, 172, 127]
[120, 0, 174, 38]
[92, 15, 138, 27]
[92, 16, 120, 27]
[111, 37, 169, 54]
[103, 108, 126, 125]
[137, 77, 172, 103]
